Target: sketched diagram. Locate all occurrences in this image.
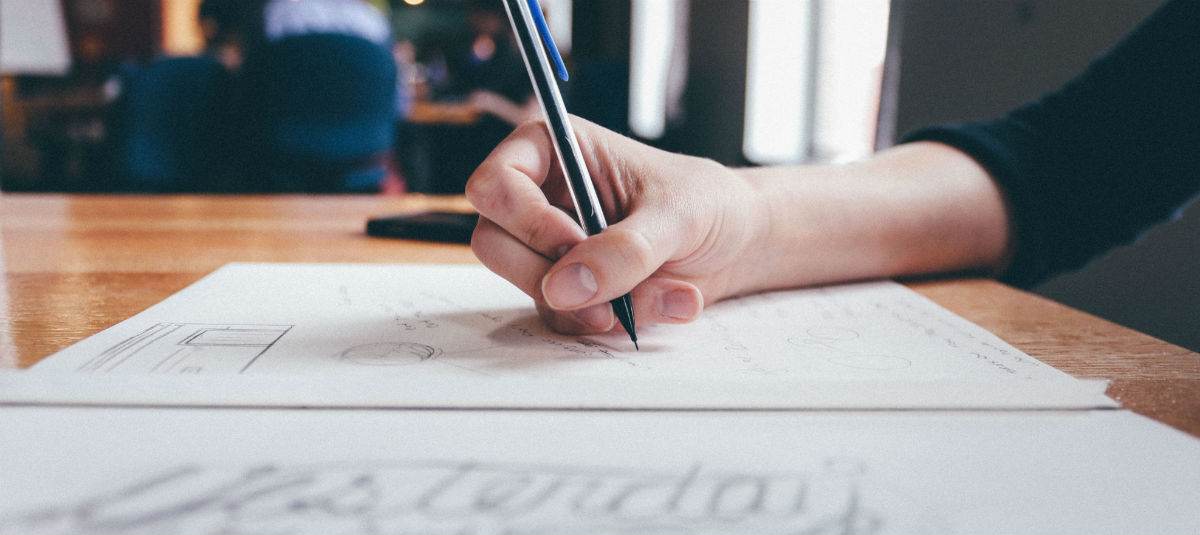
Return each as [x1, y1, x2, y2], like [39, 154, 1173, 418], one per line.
[78, 323, 293, 374]
[334, 342, 441, 366]
[788, 326, 913, 371]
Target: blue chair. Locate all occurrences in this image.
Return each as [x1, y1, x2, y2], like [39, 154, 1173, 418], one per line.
[242, 33, 398, 192]
[118, 56, 236, 191]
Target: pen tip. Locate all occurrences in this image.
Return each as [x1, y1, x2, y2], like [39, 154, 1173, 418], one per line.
[633, 339, 639, 351]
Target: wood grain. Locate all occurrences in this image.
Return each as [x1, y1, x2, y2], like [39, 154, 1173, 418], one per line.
[3, 194, 1198, 437]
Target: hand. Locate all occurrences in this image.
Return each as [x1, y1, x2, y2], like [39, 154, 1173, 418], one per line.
[466, 116, 770, 334]
[467, 116, 1013, 336]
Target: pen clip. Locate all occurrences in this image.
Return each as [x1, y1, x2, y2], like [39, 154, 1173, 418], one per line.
[524, 0, 568, 81]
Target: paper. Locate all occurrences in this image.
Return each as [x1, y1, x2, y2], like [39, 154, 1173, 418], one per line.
[0, 371, 1114, 410]
[1, 406, 1198, 534]
[24, 263, 1106, 408]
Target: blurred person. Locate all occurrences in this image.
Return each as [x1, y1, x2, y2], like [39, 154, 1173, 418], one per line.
[258, 0, 391, 46]
[237, 0, 397, 193]
[405, 0, 534, 193]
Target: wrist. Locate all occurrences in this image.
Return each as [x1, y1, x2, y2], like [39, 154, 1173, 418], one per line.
[729, 166, 841, 295]
[734, 142, 1011, 293]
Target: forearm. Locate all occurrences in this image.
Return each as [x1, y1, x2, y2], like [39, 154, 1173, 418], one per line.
[901, 1, 1200, 287]
[733, 141, 1011, 295]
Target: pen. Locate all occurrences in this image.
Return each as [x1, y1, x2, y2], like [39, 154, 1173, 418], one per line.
[501, 0, 639, 350]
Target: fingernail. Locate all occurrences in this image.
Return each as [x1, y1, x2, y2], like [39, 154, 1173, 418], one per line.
[544, 263, 598, 308]
[572, 304, 614, 330]
[659, 289, 699, 320]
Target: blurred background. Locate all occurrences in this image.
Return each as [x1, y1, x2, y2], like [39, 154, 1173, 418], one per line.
[3, 0, 1197, 352]
[0, 0, 891, 195]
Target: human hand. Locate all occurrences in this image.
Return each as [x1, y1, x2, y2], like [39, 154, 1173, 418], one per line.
[466, 116, 770, 334]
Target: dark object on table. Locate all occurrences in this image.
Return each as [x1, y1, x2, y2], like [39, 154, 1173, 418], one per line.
[366, 211, 479, 244]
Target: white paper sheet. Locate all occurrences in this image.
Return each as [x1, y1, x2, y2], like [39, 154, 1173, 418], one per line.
[1, 406, 1197, 534]
[0, 371, 1114, 410]
[23, 263, 1107, 409]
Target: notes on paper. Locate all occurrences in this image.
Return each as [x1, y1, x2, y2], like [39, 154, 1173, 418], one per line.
[1, 406, 1198, 534]
[20, 263, 1110, 409]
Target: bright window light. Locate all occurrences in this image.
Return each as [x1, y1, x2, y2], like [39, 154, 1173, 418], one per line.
[629, 0, 676, 139]
[813, 0, 890, 163]
[540, 0, 572, 56]
[744, 0, 890, 164]
[744, 0, 815, 164]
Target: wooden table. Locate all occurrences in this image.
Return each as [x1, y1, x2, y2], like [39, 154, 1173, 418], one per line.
[3, 194, 1198, 438]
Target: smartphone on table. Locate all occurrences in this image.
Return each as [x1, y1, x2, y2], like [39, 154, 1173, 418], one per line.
[365, 211, 480, 244]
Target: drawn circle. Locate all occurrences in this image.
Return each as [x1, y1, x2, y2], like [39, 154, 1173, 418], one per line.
[827, 354, 911, 370]
[787, 327, 862, 348]
[336, 342, 440, 366]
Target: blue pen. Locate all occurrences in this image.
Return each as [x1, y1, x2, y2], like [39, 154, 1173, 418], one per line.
[502, 0, 639, 350]
[526, 0, 568, 81]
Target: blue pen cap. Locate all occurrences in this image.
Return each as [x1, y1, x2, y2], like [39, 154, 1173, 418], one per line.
[525, 0, 569, 81]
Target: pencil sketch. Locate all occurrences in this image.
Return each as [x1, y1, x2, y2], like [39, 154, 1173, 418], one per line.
[334, 342, 441, 366]
[33, 264, 1078, 388]
[788, 327, 913, 371]
[75, 323, 293, 374]
[0, 458, 892, 534]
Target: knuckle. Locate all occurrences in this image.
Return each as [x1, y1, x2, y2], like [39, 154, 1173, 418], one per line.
[464, 168, 502, 212]
[605, 226, 658, 277]
[514, 120, 546, 137]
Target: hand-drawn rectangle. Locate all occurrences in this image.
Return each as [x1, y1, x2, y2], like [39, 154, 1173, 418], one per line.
[182, 327, 290, 347]
[77, 323, 292, 375]
[27, 263, 1110, 409]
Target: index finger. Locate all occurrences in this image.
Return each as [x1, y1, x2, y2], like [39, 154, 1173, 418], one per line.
[465, 121, 587, 260]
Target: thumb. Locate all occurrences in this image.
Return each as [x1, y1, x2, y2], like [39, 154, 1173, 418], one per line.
[539, 209, 679, 311]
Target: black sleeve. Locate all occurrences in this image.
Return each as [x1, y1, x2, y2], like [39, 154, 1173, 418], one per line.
[902, 0, 1200, 287]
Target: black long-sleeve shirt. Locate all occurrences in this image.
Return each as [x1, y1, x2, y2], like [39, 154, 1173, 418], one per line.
[903, 0, 1200, 287]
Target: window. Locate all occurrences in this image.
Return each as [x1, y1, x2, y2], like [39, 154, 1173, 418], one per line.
[745, 0, 890, 164]
[629, 0, 681, 140]
[629, 0, 890, 164]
